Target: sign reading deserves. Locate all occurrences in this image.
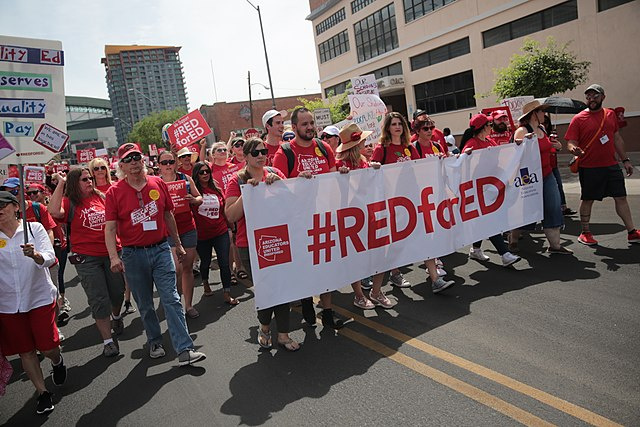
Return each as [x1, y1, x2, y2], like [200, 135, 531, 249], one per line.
[0, 36, 65, 165]
[243, 141, 543, 309]
[166, 180, 189, 214]
[167, 110, 212, 150]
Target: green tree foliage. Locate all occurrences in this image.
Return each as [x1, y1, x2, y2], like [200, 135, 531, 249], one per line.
[493, 37, 591, 99]
[293, 89, 350, 124]
[125, 108, 187, 152]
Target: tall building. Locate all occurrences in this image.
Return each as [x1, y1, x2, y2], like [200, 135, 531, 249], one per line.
[101, 45, 189, 146]
[307, 0, 639, 149]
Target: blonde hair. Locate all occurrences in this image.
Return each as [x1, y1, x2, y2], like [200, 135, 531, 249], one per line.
[336, 144, 366, 169]
[88, 157, 112, 186]
[379, 112, 410, 148]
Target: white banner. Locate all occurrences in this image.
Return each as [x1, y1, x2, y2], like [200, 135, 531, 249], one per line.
[243, 141, 543, 309]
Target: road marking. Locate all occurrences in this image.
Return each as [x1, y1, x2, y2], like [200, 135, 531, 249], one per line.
[330, 305, 622, 427]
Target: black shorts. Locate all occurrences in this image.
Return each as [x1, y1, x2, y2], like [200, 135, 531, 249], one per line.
[579, 165, 626, 201]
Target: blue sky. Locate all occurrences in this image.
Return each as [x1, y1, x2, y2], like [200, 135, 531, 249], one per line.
[1, 0, 321, 108]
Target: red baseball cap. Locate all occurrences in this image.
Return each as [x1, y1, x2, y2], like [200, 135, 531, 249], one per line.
[469, 114, 489, 129]
[491, 110, 508, 120]
[27, 183, 46, 192]
[117, 143, 141, 159]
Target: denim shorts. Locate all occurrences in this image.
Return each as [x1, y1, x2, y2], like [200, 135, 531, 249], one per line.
[520, 173, 563, 230]
[168, 228, 197, 248]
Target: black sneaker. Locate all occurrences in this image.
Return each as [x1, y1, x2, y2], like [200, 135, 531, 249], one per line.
[301, 298, 316, 326]
[36, 390, 54, 415]
[51, 355, 67, 386]
[321, 309, 344, 330]
[111, 318, 124, 335]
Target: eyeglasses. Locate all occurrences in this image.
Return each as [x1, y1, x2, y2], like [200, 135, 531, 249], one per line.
[8, 188, 19, 196]
[421, 126, 435, 131]
[233, 141, 245, 148]
[178, 154, 191, 159]
[159, 159, 176, 166]
[215, 148, 227, 153]
[250, 148, 269, 157]
[198, 169, 211, 175]
[93, 166, 107, 171]
[121, 153, 142, 163]
[27, 190, 41, 196]
[80, 176, 94, 182]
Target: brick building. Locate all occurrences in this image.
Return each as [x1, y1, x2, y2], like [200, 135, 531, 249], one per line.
[199, 94, 321, 142]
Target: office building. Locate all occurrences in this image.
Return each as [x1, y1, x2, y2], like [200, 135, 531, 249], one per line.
[101, 45, 189, 146]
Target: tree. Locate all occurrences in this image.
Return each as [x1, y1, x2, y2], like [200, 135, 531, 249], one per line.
[492, 37, 591, 99]
[292, 88, 350, 124]
[125, 108, 187, 153]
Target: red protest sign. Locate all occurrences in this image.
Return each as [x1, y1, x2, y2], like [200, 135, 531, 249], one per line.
[244, 128, 260, 139]
[167, 110, 212, 150]
[166, 180, 189, 214]
[24, 166, 45, 184]
[76, 148, 96, 164]
[52, 163, 68, 173]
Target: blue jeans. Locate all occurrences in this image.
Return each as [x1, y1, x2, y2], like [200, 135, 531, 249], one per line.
[121, 241, 193, 354]
[551, 167, 567, 206]
[196, 231, 232, 291]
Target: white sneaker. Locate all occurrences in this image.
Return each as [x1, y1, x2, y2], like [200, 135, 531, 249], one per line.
[469, 248, 490, 261]
[389, 273, 411, 288]
[501, 252, 521, 267]
[432, 278, 455, 293]
[149, 342, 165, 359]
[178, 349, 206, 366]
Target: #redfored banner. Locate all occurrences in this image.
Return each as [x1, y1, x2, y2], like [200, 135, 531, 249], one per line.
[167, 110, 211, 150]
[76, 148, 95, 164]
[166, 180, 189, 214]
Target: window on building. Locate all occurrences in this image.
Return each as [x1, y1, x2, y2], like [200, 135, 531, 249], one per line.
[351, 0, 376, 14]
[367, 61, 403, 79]
[324, 80, 349, 97]
[316, 8, 346, 35]
[410, 38, 470, 71]
[354, 3, 398, 63]
[404, 0, 455, 23]
[598, 0, 634, 11]
[318, 30, 350, 63]
[414, 70, 475, 114]
[482, 0, 578, 48]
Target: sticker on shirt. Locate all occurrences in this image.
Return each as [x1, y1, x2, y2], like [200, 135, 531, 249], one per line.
[600, 134, 609, 144]
[394, 149, 412, 163]
[0, 238, 6, 249]
[198, 194, 220, 219]
[81, 207, 105, 231]
[297, 154, 327, 174]
[131, 201, 159, 226]
[149, 189, 160, 201]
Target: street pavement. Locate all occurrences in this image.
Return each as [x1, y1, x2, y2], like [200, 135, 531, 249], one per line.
[1, 165, 639, 426]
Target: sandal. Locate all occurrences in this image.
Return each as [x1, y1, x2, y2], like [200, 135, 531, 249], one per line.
[258, 328, 272, 349]
[224, 292, 239, 305]
[202, 283, 214, 297]
[230, 273, 238, 286]
[186, 307, 200, 319]
[277, 338, 300, 352]
[236, 270, 249, 280]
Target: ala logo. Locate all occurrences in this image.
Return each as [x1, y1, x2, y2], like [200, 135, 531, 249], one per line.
[514, 167, 538, 187]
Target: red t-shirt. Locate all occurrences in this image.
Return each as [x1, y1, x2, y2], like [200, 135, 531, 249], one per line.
[62, 194, 121, 256]
[537, 134, 553, 178]
[564, 108, 618, 168]
[230, 157, 245, 165]
[225, 168, 286, 248]
[177, 165, 194, 176]
[371, 143, 420, 164]
[272, 139, 336, 178]
[193, 186, 228, 240]
[414, 140, 446, 157]
[25, 201, 57, 230]
[489, 131, 512, 145]
[266, 142, 281, 166]
[211, 161, 244, 193]
[96, 183, 112, 193]
[336, 158, 369, 170]
[463, 137, 497, 151]
[105, 175, 174, 247]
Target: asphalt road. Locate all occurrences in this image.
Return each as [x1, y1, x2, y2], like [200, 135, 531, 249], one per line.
[1, 166, 639, 426]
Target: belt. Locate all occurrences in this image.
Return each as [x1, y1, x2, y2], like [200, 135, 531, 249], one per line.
[124, 238, 166, 249]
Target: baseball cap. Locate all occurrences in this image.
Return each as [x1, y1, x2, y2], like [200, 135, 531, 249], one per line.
[1, 177, 20, 188]
[491, 110, 508, 120]
[584, 84, 605, 95]
[321, 125, 340, 137]
[0, 191, 19, 204]
[262, 109, 288, 128]
[282, 131, 295, 141]
[27, 183, 46, 192]
[413, 109, 427, 120]
[117, 142, 142, 159]
[469, 113, 489, 129]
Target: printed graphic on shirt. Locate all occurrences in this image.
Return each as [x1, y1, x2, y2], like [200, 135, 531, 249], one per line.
[394, 148, 413, 162]
[131, 201, 158, 225]
[297, 153, 328, 174]
[198, 194, 220, 219]
[81, 207, 106, 231]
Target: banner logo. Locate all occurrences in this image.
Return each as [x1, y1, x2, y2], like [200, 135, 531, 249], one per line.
[255, 224, 292, 268]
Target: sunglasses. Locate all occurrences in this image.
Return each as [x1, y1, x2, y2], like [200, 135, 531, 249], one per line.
[421, 126, 435, 131]
[8, 188, 19, 196]
[178, 154, 192, 159]
[321, 134, 336, 140]
[93, 166, 107, 171]
[215, 148, 228, 153]
[121, 153, 142, 163]
[81, 176, 94, 182]
[233, 141, 245, 148]
[283, 135, 294, 142]
[198, 169, 211, 175]
[27, 190, 41, 196]
[250, 148, 269, 157]
[159, 159, 176, 166]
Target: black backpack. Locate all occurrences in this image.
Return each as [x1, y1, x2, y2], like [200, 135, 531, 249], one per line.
[280, 138, 328, 176]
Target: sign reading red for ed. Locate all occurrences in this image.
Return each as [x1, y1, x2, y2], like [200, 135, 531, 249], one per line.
[167, 110, 211, 150]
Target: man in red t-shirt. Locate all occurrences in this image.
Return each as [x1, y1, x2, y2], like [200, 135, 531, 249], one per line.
[262, 109, 287, 166]
[489, 110, 512, 145]
[565, 84, 638, 245]
[272, 108, 343, 329]
[105, 143, 206, 365]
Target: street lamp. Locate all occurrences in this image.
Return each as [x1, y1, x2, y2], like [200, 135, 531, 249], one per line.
[248, 70, 271, 127]
[246, 0, 276, 109]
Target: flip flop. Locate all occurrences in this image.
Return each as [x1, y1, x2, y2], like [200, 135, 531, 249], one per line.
[230, 273, 238, 286]
[277, 338, 300, 352]
[225, 296, 239, 305]
[258, 329, 272, 349]
[236, 270, 249, 280]
[186, 307, 200, 319]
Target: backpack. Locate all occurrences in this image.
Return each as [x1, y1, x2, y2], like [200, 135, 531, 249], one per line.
[280, 138, 328, 176]
[31, 201, 41, 222]
[65, 201, 76, 251]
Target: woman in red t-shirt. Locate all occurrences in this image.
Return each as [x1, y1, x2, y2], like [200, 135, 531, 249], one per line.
[228, 137, 247, 166]
[509, 101, 572, 254]
[48, 168, 126, 357]
[192, 161, 238, 305]
[158, 151, 203, 319]
[225, 138, 299, 352]
[88, 157, 113, 193]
